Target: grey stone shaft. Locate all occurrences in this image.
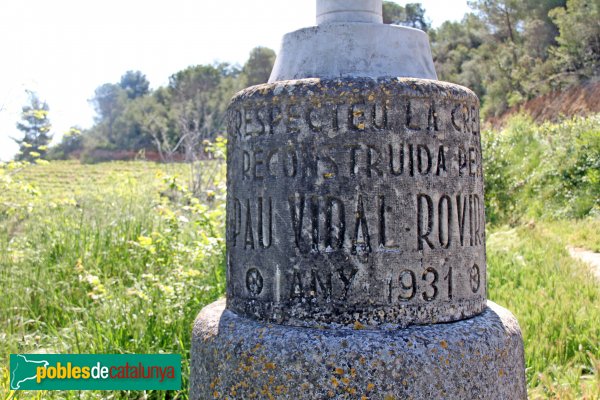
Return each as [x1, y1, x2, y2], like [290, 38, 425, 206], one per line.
[225, 78, 486, 328]
[269, 23, 437, 82]
[190, 299, 527, 400]
[316, 0, 384, 24]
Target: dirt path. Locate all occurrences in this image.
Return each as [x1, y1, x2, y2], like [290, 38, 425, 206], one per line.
[567, 246, 600, 281]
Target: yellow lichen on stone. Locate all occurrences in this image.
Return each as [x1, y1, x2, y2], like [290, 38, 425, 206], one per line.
[331, 377, 339, 388]
[274, 385, 287, 394]
[264, 362, 276, 370]
[440, 340, 448, 349]
[353, 321, 365, 330]
[367, 382, 375, 391]
[335, 367, 345, 375]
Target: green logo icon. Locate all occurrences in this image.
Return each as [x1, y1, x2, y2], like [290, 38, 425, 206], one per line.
[10, 354, 50, 390]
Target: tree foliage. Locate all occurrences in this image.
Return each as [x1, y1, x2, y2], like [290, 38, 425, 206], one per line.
[54, 49, 271, 162]
[13, 91, 52, 161]
[47, 127, 83, 160]
[241, 46, 276, 86]
[383, 1, 430, 31]
[549, 0, 600, 82]
[431, 0, 598, 117]
[45, 3, 599, 160]
[119, 70, 150, 100]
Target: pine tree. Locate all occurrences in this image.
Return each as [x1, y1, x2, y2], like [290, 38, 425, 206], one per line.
[13, 91, 52, 161]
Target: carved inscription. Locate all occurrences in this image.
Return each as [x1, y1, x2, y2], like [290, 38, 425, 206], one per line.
[229, 192, 484, 255]
[469, 264, 481, 293]
[246, 268, 264, 296]
[226, 79, 487, 325]
[237, 142, 484, 181]
[230, 97, 480, 142]
[241, 260, 482, 305]
[288, 266, 358, 302]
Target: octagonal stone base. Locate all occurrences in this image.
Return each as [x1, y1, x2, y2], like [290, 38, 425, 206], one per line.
[190, 300, 526, 399]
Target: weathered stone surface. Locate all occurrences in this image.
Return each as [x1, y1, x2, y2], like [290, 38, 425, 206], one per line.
[226, 78, 486, 328]
[190, 299, 527, 400]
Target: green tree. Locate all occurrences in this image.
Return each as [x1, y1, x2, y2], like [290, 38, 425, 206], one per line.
[431, 15, 487, 98]
[468, 0, 522, 43]
[383, 1, 430, 31]
[119, 70, 150, 100]
[13, 91, 52, 161]
[241, 47, 276, 86]
[126, 92, 178, 161]
[47, 127, 84, 160]
[549, 0, 600, 83]
[383, 1, 405, 24]
[404, 3, 430, 31]
[87, 70, 155, 153]
[90, 83, 126, 143]
[168, 63, 237, 154]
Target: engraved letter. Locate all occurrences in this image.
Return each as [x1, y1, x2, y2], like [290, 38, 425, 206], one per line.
[244, 199, 255, 249]
[288, 195, 305, 248]
[350, 104, 366, 130]
[310, 269, 332, 299]
[436, 145, 447, 176]
[231, 197, 242, 247]
[372, 102, 388, 129]
[257, 197, 272, 249]
[283, 146, 298, 178]
[253, 149, 264, 180]
[307, 108, 322, 132]
[325, 197, 345, 250]
[389, 143, 404, 176]
[438, 195, 452, 249]
[417, 144, 432, 175]
[352, 195, 372, 254]
[456, 194, 467, 246]
[367, 145, 382, 177]
[243, 150, 251, 180]
[427, 102, 439, 132]
[310, 196, 319, 252]
[337, 266, 358, 300]
[406, 100, 420, 130]
[417, 194, 434, 250]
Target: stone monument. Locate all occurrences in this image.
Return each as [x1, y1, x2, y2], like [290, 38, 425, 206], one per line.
[191, 1, 527, 398]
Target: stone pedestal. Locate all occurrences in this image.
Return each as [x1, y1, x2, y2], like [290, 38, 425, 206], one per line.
[191, 300, 526, 399]
[190, 1, 526, 398]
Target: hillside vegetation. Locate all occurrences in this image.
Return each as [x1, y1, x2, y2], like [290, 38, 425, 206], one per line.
[11, 0, 598, 165]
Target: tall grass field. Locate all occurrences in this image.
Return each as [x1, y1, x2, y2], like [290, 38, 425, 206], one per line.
[1, 115, 599, 399]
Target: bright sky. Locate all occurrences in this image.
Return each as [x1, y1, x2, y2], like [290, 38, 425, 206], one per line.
[0, 0, 470, 161]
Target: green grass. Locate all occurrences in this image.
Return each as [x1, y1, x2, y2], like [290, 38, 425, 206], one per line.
[488, 222, 600, 399]
[1, 157, 599, 399]
[0, 160, 226, 399]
